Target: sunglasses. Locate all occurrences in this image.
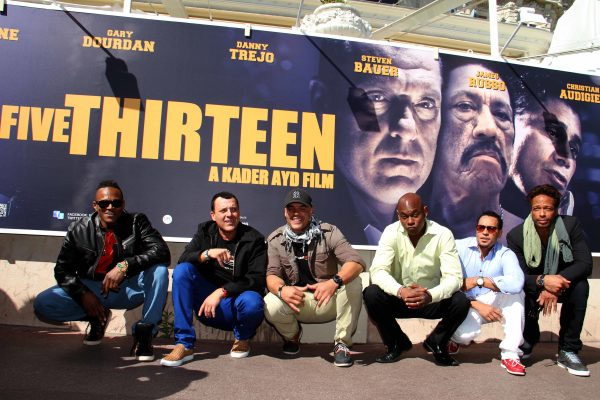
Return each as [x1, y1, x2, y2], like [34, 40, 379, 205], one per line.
[95, 199, 123, 209]
[476, 224, 498, 233]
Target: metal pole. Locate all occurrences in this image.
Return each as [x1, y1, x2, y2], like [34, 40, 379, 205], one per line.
[295, 0, 306, 28]
[489, 0, 499, 57]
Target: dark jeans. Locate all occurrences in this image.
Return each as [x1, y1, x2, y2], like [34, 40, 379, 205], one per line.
[523, 278, 589, 353]
[363, 284, 470, 349]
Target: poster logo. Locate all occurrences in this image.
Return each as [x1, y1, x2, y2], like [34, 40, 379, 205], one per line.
[52, 210, 65, 220]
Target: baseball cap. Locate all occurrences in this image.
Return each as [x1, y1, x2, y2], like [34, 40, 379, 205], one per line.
[283, 188, 312, 208]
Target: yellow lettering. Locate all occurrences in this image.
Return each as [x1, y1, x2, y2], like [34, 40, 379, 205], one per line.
[52, 109, 71, 143]
[141, 100, 163, 160]
[64, 94, 102, 156]
[0, 105, 19, 139]
[99, 97, 140, 158]
[30, 107, 55, 142]
[164, 101, 202, 162]
[300, 112, 335, 171]
[205, 104, 240, 164]
[239, 107, 268, 166]
[208, 166, 220, 182]
[17, 107, 30, 140]
[270, 109, 298, 169]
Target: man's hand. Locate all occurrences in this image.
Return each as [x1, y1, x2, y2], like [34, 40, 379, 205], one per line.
[280, 285, 308, 313]
[101, 268, 126, 297]
[472, 302, 503, 322]
[199, 289, 224, 318]
[207, 248, 233, 269]
[538, 290, 559, 316]
[399, 284, 432, 309]
[306, 279, 338, 308]
[543, 275, 570, 296]
[81, 291, 108, 321]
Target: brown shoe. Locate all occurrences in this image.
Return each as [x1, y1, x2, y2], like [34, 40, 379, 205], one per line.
[160, 344, 194, 367]
[230, 339, 250, 358]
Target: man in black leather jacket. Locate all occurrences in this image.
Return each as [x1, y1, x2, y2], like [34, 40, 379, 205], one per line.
[34, 180, 170, 361]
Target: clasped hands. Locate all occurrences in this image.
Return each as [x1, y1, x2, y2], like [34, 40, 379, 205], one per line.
[280, 280, 338, 313]
[537, 274, 570, 316]
[397, 283, 432, 309]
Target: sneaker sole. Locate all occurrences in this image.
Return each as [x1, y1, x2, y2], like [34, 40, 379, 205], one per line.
[137, 354, 155, 362]
[230, 351, 250, 359]
[83, 339, 102, 346]
[334, 360, 354, 367]
[501, 363, 525, 376]
[282, 348, 300, 355]
[160, 355, 194, 367]
[557, 361, 590, 377]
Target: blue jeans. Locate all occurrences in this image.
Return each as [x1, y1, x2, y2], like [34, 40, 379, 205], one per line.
[172, 262, 264, 349]
[34, 264, 169, 334]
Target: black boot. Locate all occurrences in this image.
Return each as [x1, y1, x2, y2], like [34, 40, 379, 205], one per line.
[131, 322, 154, 361]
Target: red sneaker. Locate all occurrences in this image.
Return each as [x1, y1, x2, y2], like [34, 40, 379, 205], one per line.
[447, 341, 460, 355]
[501, 358, 526, 376]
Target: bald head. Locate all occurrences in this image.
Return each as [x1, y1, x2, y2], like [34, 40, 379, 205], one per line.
[396, 193, 428, 240]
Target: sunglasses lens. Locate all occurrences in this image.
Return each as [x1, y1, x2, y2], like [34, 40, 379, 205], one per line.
[97, 200, 123, 209]
[476, 225, 497, 233]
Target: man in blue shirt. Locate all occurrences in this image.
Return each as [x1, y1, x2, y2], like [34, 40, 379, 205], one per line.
[451, 211, 526, 375]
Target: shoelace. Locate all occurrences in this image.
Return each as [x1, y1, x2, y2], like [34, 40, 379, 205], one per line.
[562, 351, 582, 364]
[334, 343, 349, 355]
[505, 359, 524, 368]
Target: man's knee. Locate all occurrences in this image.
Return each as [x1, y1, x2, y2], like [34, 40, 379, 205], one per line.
[172, 262, 195, 283]
[567, 279, 589, 305]
[33, 291, 51, 319]
[362, 284, 385, 307]
[236, 291, 264, 315]
[263, 292, 286, 320]
[452, 291, 471, 312]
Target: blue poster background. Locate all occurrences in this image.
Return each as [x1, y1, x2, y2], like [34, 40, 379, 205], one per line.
[2, 3, 600, 250]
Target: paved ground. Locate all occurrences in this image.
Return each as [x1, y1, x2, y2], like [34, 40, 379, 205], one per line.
[1, 325, 599, 400]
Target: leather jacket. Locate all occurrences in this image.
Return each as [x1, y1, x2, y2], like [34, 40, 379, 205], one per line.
[54, 211, 170, 304]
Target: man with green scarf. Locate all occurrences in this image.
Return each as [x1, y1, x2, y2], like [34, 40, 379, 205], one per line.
[264, 188, 366, 367]
[507, 184, 592, 377]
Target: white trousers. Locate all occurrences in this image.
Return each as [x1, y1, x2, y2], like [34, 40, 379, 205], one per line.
[452, 291, 525, 359]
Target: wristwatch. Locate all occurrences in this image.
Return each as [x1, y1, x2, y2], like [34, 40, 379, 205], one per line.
[203, 249, 211, 261]
[332, 274, 344, 288]
[536, 274, 545, 288]
[476, 276, 484, 288]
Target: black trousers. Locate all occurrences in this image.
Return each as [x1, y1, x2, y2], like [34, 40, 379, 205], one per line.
[523, 278, 589, 353]
[363, 284, 470, 349]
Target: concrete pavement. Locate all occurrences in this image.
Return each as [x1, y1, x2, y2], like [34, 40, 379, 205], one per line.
[1, 325, 599, 399]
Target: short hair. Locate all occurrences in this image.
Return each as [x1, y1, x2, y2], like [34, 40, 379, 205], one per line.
[526, 184, 561, 208]
[477, 210, 503, 230]
[96, 179, 123, 198]
[211, 191, 239, 211]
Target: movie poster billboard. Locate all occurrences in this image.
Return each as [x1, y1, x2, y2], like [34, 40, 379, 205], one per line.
[1, 3, 600, 249]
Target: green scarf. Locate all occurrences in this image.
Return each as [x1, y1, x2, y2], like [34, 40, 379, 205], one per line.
[523, 214, 573, 274]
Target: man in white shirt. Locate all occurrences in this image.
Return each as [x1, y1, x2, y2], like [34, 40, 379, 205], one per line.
[451, 211, 526, 376]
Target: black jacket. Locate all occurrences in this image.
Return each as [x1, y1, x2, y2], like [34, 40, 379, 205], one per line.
[507, 215, 592, 294]
[54, 212, 170, 305]
[178, 221, 266, 296]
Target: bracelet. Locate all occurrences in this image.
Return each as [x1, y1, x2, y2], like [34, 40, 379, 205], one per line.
[277, 284, 285, 299]
[203, 249, 211, 262]
[116, 260, 128, 275]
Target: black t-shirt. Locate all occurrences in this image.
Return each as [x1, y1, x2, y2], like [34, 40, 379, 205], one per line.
[292, 242, 317, 286]
[212, 233, 238, 282]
